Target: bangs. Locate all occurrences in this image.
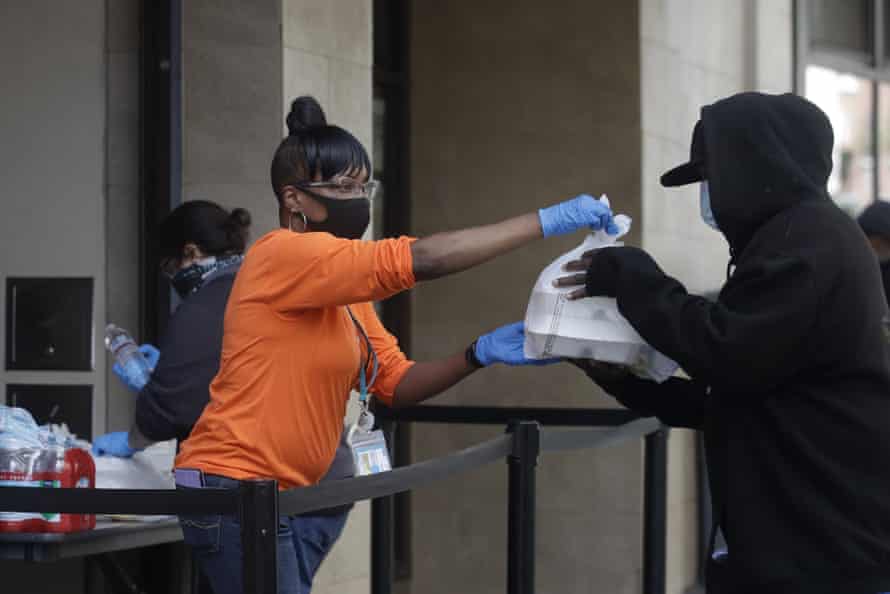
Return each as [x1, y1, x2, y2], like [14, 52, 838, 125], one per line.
[299, 125, 371, 180]
[271, 124, 372, 200]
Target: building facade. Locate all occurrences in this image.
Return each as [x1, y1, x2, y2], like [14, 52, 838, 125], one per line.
[9, 2, 869, 594]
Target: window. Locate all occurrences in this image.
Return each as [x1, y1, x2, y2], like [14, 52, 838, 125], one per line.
[797, 0, 890, 214]
[808, 0, 871, 56]
[806, 66, 874, 213]
[878, 82, 890, 196]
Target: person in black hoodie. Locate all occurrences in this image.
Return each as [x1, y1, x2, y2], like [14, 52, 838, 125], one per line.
[858, 200, 890, 306]
[556, 92, 890, 593]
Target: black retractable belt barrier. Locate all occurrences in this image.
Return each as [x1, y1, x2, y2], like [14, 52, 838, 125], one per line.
[0, 416, 664, 594]
[278, 435, 513, 516]
[541, 418, 662, 454]
[239, 479, 279, 594]
[370, 410, 665, 594]
[0, 486, 238, 516]
[507, 421, 540, 594]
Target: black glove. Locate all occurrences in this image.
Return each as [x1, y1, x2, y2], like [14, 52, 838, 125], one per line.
[585, 246, 659, 298]
[556, 246, 664, 301]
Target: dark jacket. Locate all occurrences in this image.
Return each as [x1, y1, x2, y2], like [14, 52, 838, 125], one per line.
[134, 265, 239, 443]
[587, 93, 890, 593]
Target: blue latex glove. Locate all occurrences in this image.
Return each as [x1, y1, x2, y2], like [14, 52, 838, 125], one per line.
[474, 322, 560, 367]
[91, 431, 140, 458]
[139, 344, 160, 370]
[538, 194, 620, 238]
[112, 344, 159, 393]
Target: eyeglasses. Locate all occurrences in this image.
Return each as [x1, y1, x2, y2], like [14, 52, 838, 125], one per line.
[296, 177, 379, 199]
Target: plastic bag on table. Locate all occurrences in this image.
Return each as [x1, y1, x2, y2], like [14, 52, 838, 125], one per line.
[0, 405, 48, 450]
[93, 440, 176, 490]
[523, 196, 679, 383]
[90, 440, 175, 522]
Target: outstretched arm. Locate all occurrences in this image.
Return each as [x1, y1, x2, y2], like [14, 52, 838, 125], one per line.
[557, 246, 823, 394]
[353, 312, 557, 409]
[411, 195, 618, 281]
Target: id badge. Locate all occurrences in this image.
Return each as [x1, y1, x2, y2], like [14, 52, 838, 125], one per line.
[348, 411, 392, 476]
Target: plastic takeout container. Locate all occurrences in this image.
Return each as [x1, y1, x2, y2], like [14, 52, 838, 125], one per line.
[523, 196, 678, 383]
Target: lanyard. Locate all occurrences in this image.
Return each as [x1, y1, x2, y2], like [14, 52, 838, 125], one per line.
[345, 306, 378, 409]
[343, 307, 390, 475]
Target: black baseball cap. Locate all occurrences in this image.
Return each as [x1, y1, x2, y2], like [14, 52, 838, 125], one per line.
[660, 121, 705, 187]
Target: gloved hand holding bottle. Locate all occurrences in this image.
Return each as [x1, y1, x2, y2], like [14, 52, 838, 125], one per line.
[112, 344, 160, 393]
[91, 431, 141, 458]
[538, 194, 620, 238]
[473, 322, 560, 367]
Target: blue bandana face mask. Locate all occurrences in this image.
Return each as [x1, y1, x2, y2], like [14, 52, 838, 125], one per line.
[169, 255, 243, 298]
[170, 257, 217, 298]
[700, 181, 719, 231]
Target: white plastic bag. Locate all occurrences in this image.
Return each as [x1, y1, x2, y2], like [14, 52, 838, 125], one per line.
[93, 440, 176, 490]
[92, 441, 176, 521]
[523, 196, 679, 383]
[0, 406, 43, 450]
[0, 406, 91, 452]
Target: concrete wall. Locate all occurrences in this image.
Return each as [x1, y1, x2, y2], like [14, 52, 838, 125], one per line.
[639, 1, 793, 592]
[105, 0, 142, 432]
[0, 1, 107, 590]
[405, 1, 794, 594]
[0, 0, 107, 432]
[407, 2, 643, 593]
[283, 1, 373, 157]
[182, 0, 283, 236]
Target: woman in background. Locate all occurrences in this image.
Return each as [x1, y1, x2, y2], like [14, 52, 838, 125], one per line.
[93, 200, 250, 456]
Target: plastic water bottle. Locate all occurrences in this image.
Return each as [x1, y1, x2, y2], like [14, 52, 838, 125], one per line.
[104, 324, 152, 389]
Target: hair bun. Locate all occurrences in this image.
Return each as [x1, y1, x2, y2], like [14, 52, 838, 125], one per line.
[224, 207, 252, 252]
[228, 207, 252, 229]
[286, 96, 327, 135]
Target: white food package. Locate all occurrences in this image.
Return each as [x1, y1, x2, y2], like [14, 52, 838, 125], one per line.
[93, 440, 176, 490]
[523, 196, 679, 383]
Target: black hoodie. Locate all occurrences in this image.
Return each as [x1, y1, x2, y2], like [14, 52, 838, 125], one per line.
[584, 93, 890, 593]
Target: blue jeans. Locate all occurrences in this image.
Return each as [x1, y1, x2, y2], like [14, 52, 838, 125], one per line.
[179, 475, 350, 594]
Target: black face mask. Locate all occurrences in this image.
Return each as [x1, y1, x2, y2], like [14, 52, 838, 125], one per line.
[301, 190, 371, 240]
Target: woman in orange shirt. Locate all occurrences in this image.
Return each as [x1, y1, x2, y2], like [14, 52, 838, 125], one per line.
[175, 96, 617, 594]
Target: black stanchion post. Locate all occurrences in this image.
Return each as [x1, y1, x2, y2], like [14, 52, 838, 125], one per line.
[643, 429, 669, 594]
[506, 420, 540, 594]
[239, 479, 279, 594]
[371, 417, 395, 594]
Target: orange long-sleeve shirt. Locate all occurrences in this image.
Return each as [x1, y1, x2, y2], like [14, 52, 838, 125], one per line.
[175, 229, 417, 489]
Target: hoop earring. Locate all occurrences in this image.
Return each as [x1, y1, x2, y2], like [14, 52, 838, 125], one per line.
[289, 210, 308, 233]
